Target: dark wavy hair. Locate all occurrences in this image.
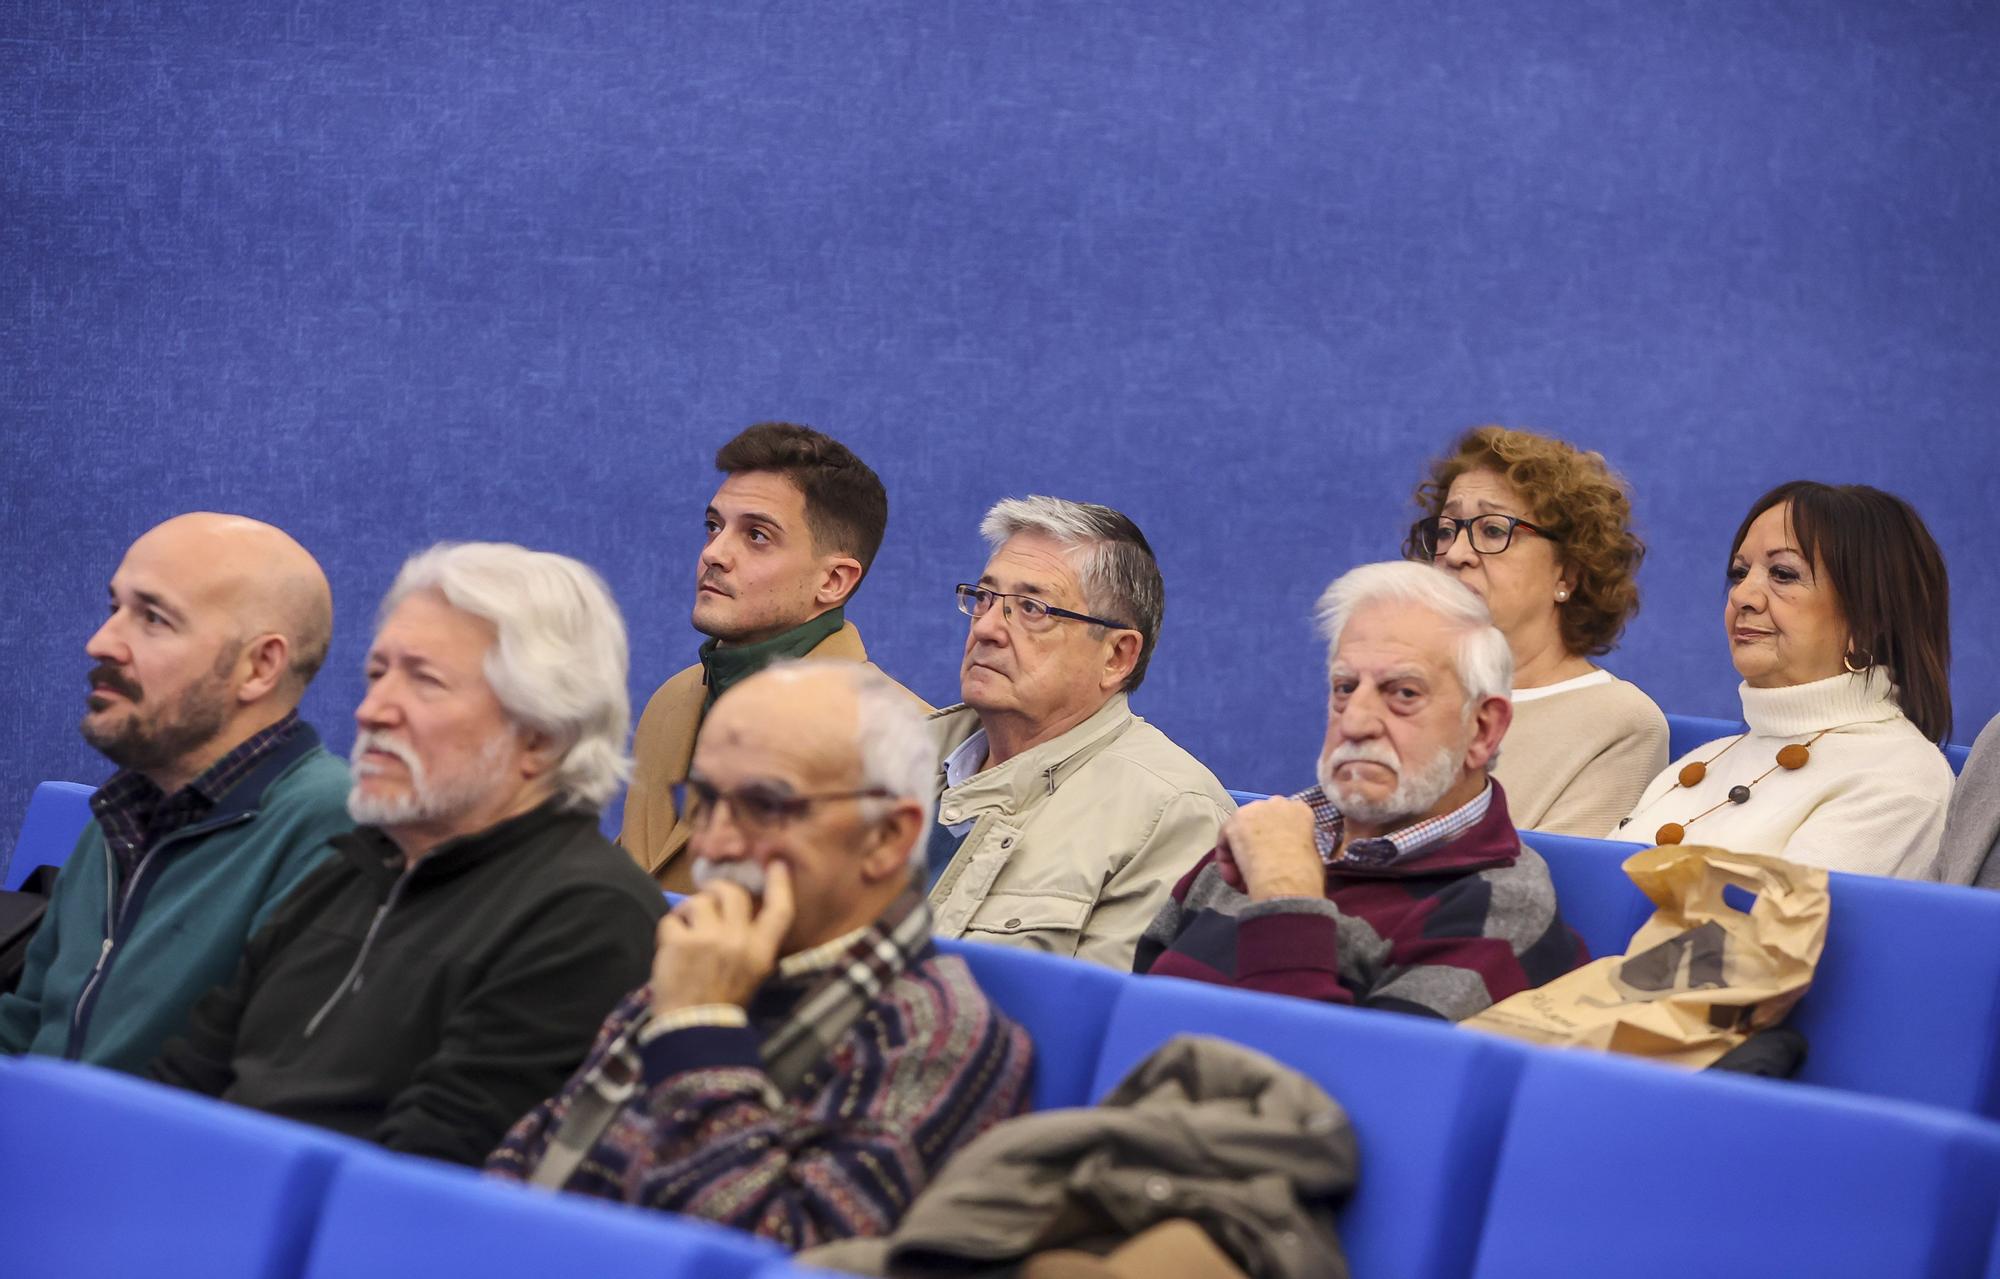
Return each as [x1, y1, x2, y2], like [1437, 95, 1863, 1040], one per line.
[1405, 425, 1645, 658]
[716, 422, 889, 590]
[1731, 481, 1952, 743]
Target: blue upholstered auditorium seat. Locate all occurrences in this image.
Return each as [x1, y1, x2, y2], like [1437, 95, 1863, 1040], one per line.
[938, 937, 1128, 1110]
[1521, 831, 1650, 961]
[300, 1146, 781, 1279]
[1512, 832, 2000, 1119]
[1091, 976, 1527, 1279]
[1225, 788, 1271, 807]
[0, 1057, 356, 1279]
[1472, 1052, 2000, 1279]
[1665, 713, 1747, 764]
[1790, 871, 2000, 1119]
[4, 779, 93, 891]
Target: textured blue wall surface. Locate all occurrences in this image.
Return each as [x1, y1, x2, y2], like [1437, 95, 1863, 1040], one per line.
[5, 1, 1998, 855]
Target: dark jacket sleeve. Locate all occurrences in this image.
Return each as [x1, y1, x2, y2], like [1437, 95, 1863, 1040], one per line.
[0, 837, 93, 1054]
[0, 892, 63, 1053]
[144, 952, 255, 1095]
[372, 884, 662, 1166]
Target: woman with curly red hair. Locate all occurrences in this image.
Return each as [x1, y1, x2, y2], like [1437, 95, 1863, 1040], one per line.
[1405, 426, 1667, 836]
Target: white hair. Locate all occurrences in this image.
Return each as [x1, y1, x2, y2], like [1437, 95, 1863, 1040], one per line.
[1313, 561, 1513, 710]
[381, 543, 631, 812]
[978, 495, 1165, 691]
[767, 659, 937, 867]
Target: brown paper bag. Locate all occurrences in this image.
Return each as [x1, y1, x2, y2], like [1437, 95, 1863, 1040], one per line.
[1463, 845, 1830, 1068]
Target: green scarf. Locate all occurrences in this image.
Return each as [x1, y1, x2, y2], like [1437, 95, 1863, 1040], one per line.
[699, 606, 846, 711]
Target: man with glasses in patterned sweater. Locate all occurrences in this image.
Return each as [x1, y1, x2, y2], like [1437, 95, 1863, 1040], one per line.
[489, 660, 1031, 1250]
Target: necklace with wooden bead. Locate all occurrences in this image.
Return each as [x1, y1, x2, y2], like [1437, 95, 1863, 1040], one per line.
[1650, 728, 1833, 846]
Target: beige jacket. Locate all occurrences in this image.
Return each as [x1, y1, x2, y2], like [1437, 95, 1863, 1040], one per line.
[618, 621, 927, 890]
[926, 694, 1233, 969]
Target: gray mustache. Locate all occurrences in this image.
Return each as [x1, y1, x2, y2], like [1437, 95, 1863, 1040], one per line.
[692, 857, 767, 900]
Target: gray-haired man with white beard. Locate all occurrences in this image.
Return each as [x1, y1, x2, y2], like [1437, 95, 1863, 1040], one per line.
[146, 542, 665, 1166]
[1135, 561, 1585, 1021]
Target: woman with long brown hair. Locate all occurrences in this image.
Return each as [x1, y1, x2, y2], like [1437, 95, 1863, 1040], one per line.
[1615, 481, 1954, 877]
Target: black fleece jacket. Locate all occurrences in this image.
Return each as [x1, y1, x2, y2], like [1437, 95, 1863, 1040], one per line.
[146, 801, 664, 1165]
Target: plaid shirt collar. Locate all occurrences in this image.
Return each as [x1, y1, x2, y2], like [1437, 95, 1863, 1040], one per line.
[755, 887, 933, 1092]
[1293, 778, 1493, 871]
[92, 712, 304, 881]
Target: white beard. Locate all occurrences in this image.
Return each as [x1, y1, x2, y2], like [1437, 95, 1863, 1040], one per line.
[348, 729, 514, 828]
[1318, 737, 1462, 827]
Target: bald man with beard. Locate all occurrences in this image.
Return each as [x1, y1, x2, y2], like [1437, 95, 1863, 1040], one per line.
[0, 513, 353, 1072]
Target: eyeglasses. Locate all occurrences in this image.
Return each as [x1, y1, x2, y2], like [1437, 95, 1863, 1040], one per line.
[673, 778, 894, 835]
[954, 583, 1133, 633]
[1410, 514, 1560, 559]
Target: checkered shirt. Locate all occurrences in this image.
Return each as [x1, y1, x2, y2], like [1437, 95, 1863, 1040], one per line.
[90, 712, 304, 899]
[1297, 779, 1493, 870]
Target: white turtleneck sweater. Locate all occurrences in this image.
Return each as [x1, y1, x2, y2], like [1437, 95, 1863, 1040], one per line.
[1610, 669, 1955, 879]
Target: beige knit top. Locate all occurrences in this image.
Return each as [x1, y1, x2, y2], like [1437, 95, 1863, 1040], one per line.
[1493, 671, 1670, 837]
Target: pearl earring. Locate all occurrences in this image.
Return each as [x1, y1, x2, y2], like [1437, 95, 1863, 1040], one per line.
[1555, 589, 1570, 602]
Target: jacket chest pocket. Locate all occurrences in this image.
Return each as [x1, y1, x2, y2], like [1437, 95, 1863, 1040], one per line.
[962, 891, 1093, 955]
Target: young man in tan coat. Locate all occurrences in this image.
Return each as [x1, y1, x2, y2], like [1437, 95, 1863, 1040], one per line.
[621, 423, 927, 889]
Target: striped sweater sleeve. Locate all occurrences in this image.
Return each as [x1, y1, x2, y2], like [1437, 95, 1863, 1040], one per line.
[1134, 851, 1585, 1021]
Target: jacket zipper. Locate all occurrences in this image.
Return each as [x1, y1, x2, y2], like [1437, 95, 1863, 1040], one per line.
[66, 812, 255, 1059]
[302, 862, 416, 1040]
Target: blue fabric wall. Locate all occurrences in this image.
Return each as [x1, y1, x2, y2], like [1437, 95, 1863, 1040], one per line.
[5, 1, 1997, 854]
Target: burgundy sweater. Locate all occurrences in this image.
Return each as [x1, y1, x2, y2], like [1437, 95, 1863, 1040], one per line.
[1133, 784, 1585, 1020]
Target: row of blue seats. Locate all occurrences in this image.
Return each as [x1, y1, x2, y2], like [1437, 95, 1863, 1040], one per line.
[1199, 806, 2000, 1124]
[9, 933, 2000, 1279]
[0, 1054, 798, 1279]
[14, 774, 2000, 1123]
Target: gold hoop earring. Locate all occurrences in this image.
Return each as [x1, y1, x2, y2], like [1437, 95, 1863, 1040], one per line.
[1844, 648, 1872, 674]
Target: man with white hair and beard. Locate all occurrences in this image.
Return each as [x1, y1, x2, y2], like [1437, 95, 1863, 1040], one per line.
[488, 660, 1033, 1250]
[0, 512, 349, 1072]
[1135, 561, 1584, 1020]
[146, 543, 666, 1165]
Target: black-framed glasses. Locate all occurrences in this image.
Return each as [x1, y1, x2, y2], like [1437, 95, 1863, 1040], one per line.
[1410, 514, 1560, 559]
[954, 583, 1133, 633]
[673, 778, 894, 835]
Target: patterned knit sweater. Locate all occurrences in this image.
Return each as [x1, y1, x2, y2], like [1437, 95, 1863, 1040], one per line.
[485, 945, 1033, 1250]
[1135, 783, 1586, 1020]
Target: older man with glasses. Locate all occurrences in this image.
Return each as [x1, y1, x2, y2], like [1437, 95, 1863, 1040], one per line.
[921, 496, 1235, 969]
[488, 660, 1032, 1250]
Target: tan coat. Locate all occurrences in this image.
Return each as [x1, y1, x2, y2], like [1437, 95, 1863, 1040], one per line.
[618, 622, 927, 890]
[927, 694, 1234, 969]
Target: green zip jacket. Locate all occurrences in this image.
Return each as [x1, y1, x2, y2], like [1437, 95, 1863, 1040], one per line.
[0, 727, 350, 1072]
